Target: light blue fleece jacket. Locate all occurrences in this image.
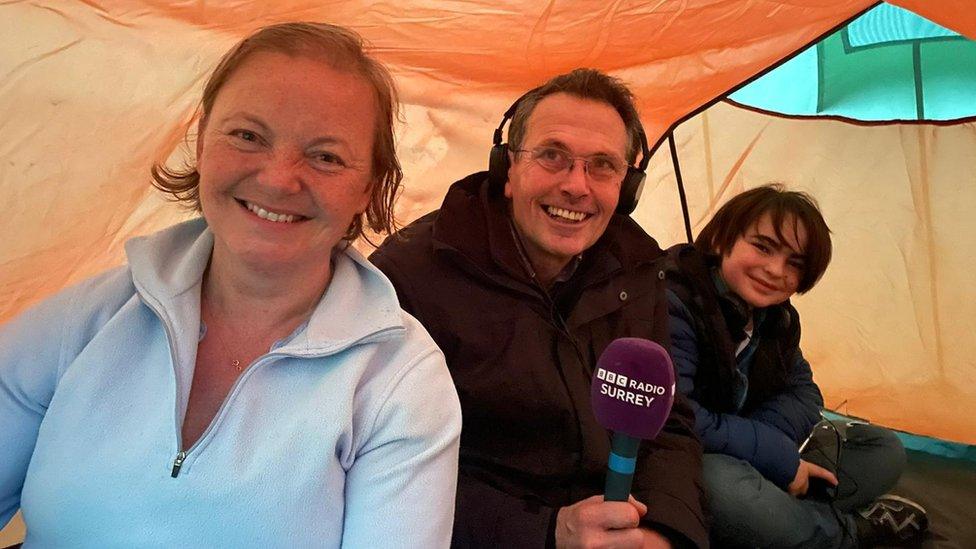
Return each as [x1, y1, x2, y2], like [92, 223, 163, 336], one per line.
[0, 218, 462, 548]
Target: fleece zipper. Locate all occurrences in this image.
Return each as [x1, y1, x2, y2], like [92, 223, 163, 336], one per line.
[147, 301, 403, 478]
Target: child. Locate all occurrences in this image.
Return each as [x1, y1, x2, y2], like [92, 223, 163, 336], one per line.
[666, 184, 928, 548]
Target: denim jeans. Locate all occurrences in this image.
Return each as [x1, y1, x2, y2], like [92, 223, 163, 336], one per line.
[702, 422, 905, 548]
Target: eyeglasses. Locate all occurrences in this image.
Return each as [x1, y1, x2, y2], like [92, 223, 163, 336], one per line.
[512, 146, 627, 182]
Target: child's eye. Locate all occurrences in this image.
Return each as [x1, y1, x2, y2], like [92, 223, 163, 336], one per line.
[788, 259, 806, 271]
[751, 242, 771, 254]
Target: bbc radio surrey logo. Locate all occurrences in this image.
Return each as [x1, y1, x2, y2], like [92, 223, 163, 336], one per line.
[595, 367, 670, 408]
[596, 368, 632, 389]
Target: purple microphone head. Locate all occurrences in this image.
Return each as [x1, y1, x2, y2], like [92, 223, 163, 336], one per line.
[591, 338, 675, 440]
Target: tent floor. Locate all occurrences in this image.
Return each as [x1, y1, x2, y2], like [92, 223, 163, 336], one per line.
[879, 449, 976, 548]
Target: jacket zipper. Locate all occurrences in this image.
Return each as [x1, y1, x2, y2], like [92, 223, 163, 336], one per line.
[137, 295, 191, 479]
[171, 450, 186, 478]
[138, 293, 249, 480]
[160, 320, 403, 479]
[167, 352, 271, 478]
[167, 350, 277, 478]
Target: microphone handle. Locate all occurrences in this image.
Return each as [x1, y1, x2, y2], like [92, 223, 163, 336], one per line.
[604, 432, 641, 502]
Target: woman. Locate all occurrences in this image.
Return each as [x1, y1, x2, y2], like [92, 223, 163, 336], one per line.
[0, 22, 461, 547]
[665, 185, 927, 548]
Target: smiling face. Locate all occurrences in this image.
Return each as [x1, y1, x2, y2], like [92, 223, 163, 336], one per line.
[504, 93, 628, 284]
[719, 212, 809, 309]
[196, 51, 376, 272]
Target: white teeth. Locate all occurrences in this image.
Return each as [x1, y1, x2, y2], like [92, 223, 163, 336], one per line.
[546, 206, 587, 222]
[245, 201, 298, 223]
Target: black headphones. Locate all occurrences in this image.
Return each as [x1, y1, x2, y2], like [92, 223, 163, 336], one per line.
[487, 90, 651, 215]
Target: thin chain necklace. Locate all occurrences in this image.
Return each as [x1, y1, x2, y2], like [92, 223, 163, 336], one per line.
[201, 294, 245, 372]
[201, 266, 328, 372]
[207, 320, 243, 371]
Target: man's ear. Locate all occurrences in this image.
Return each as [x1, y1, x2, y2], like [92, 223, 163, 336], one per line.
[504, 149, 515, 198]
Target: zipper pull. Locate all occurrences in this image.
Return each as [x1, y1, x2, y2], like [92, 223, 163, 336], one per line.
[171, 450, 187, 478]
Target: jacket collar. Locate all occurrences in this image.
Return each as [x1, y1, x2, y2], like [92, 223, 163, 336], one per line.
[295, 246, 406, 355]
[126, 217, 213, 299]
[125, 218, 405, 357]
[430, 172, 663, 289]
[432, 172, 530, 284]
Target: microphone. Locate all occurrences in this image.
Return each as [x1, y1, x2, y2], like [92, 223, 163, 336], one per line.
[590, 338, 676, 502]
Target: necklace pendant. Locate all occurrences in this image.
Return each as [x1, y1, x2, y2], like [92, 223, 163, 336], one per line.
[232, 359, 241, 371]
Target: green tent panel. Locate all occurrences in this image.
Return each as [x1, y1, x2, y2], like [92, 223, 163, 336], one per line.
[730, 3, 976, 122]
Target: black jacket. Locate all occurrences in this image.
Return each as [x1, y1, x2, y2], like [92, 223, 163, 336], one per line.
[665, 244, 823, 487]
[371, 173, 707, 548]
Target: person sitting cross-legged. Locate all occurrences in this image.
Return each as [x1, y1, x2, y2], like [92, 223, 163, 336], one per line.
[665, 184, 928, 548]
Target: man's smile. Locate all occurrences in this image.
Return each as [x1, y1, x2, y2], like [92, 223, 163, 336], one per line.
[542, 204, 591, 223]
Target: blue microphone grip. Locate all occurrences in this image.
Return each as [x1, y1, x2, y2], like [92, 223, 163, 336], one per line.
[604, 432, 640, 501]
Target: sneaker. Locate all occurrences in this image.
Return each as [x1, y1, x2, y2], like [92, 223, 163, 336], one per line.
[856, 494, 928, 546]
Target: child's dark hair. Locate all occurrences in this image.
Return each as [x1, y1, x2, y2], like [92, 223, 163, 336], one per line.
[695, 184, 832, 293]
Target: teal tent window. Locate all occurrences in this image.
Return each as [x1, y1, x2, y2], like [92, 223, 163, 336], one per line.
[729, 3, 976, 122]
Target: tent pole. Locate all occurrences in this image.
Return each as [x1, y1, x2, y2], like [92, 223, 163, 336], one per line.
[669, 131, 693, 243]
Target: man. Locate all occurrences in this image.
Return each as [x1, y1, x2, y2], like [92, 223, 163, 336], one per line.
[370, 69, 706, 548]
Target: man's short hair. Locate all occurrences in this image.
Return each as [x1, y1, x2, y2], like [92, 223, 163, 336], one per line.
[695, 184, 833, 293]
[507, 68, 642, 164]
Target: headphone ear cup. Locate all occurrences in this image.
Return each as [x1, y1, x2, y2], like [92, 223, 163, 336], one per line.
[488, 144, 511, 190]
[616, 167, 646, 215]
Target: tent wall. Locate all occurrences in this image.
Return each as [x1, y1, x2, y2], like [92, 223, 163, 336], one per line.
[638, 102, 976, 444]
[2, 2, 975, 443]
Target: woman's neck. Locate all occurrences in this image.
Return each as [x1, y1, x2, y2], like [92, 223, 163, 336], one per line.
[203, 241, 334, 336]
